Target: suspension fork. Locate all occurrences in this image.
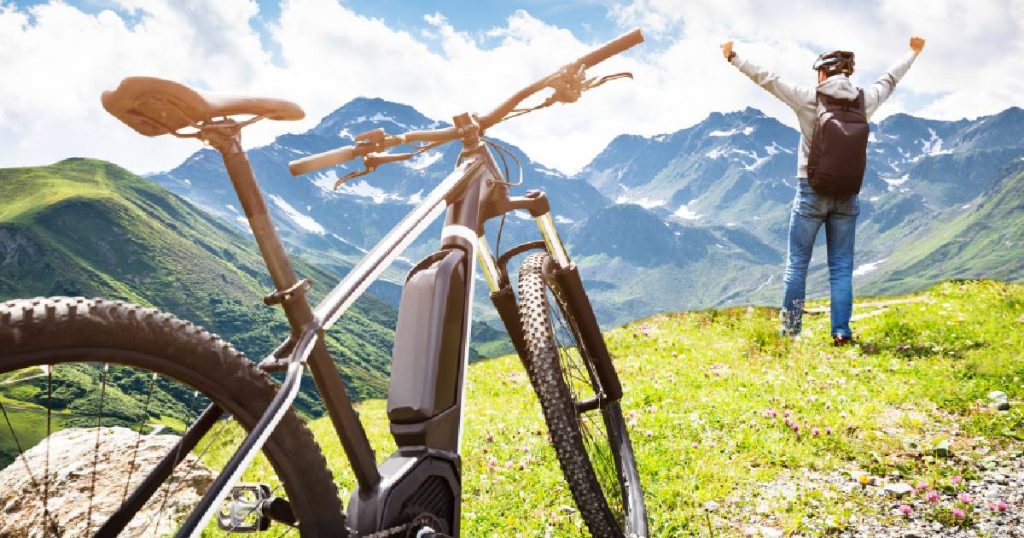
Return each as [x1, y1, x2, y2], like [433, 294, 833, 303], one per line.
[479, 192, 623, 402]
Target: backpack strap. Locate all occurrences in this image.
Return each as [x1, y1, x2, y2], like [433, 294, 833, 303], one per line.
[815, 90, 829, 116]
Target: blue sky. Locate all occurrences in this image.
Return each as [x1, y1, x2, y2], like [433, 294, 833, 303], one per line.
[1, 1, 1020, 174]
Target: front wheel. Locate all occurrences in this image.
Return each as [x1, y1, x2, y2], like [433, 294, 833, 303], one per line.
[0, 297, 344, 536]
[517, 253, 647, 537]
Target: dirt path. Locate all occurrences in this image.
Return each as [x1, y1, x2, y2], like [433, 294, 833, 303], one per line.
[0, 365, 49, 386]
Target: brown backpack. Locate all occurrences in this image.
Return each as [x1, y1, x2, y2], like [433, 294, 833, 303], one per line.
[807, 89, 868, 197]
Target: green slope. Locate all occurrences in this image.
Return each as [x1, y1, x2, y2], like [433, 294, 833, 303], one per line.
[865, 162, 1024, 294]
[0, 159, 397, 412]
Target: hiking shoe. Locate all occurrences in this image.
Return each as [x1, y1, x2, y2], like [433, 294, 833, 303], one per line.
[832, 335, 853, 347]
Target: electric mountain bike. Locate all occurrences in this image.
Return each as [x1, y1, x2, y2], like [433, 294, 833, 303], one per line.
[0, 28, 647, 537]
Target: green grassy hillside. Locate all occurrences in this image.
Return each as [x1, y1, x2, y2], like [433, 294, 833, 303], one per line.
[0, 159, 398, 409]
[222, 280, 1020, 536]
[865, 164, 1024, 295]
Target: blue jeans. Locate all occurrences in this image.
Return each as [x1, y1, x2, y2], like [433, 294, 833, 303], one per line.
[781, 179, 859, 338]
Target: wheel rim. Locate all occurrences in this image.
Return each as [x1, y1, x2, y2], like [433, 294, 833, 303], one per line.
[543, 282, 628, 530]
[0, 354, 299, 537]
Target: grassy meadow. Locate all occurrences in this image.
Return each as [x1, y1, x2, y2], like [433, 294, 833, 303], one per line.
[205, 280, 1024, 536]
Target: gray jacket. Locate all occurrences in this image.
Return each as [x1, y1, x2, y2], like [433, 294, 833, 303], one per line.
[730, 50, 918, 178]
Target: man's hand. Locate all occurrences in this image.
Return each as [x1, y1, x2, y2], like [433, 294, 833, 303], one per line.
[910, 36, 925, 54]
[721, 40, 735, 61]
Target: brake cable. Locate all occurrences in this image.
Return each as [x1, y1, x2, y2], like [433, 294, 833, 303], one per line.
[497, 68, 633, 124]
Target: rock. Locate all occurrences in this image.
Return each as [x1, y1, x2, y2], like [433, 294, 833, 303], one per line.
[988, 390, 1009, 402]
[885, 483, 915, 498]
[0, 427, 214, 538]
[996, 401, 1011, 411]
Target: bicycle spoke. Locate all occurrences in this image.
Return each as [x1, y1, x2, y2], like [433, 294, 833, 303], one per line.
[44, 364, 53, 532]
[0, 396, 42, 490]
[0, 381, 62, 534]
[148, 389, 205, 534]
[122, 372, 158, 503]
[546, 284, 627, 526]
[85, 362, 110, 536]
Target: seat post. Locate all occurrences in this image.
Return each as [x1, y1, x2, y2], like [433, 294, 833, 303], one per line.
[201, 123, 383, 492]
[202, 125, 299, 295]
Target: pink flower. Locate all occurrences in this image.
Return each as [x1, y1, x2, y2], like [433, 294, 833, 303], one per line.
[825, 426, 833, 435]
[765, 408, 777, 418]
[996, 501, 1009, 512]
[950, 475, 963, 485]
[812, 427, 821, 436]
[925, 490, 940, 503]
[915, 481, 930, 492]
[898, 504, 913, 516]
[952, 508, 965, 519]
[958, 493, 973, 504]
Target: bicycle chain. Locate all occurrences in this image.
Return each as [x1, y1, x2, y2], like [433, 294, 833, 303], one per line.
[350, 514, 442, 538]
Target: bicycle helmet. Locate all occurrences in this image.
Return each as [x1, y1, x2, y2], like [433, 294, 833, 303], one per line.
[812, 50, 855, 77]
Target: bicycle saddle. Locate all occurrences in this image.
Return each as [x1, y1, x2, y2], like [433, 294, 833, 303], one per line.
[101, 76, 304, 137]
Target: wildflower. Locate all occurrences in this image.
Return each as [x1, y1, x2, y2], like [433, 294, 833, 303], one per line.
[995, 501, 1009, 512]
[925, 490, 940, 503]
[898, 504, 913, 516]
[950, 475, 962, 485]
[915, 481, 929, 492]
[825, 426, 833, 435]
[958, 493, 973, 504]
[952, 508, 965, 519]
[764, 408, 777, 419]
[812, 427, 821, 436]
[858, 474, 870, 486]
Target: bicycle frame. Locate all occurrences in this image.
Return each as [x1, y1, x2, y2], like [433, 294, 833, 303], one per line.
[165, 111, 615, 537]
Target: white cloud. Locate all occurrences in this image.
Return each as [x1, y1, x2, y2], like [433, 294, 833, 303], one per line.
[0, 0, 1020, 177]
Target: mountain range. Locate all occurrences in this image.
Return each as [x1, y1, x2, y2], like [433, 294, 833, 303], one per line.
[3, 96, 1021, 377]
[148, 98, 1024, 327]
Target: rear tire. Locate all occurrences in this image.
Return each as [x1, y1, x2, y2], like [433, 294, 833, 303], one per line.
[517, 254, 647, 537]
[0, 297, 344, 536]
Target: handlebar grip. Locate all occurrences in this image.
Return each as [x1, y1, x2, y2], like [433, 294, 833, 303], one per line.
[577, 28, 644, 68]
[289, 146, 358, 176]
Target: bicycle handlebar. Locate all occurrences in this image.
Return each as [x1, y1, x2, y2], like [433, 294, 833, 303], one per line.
[289, 28, 644, 176]
[476, 28, 644, 129]
[289, 146, 358, 176]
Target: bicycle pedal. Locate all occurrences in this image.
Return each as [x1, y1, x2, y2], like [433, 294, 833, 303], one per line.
[217, 483, 297, 532]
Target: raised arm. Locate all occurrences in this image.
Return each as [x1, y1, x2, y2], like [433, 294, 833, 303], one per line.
[864, 36, 925, 118]
[721, 40, 814, 111]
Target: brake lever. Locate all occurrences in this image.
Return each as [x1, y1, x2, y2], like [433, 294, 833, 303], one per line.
[331, 152, 417, 190]
[332, 165, 373, 190]
[582, 71, 634, 91]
